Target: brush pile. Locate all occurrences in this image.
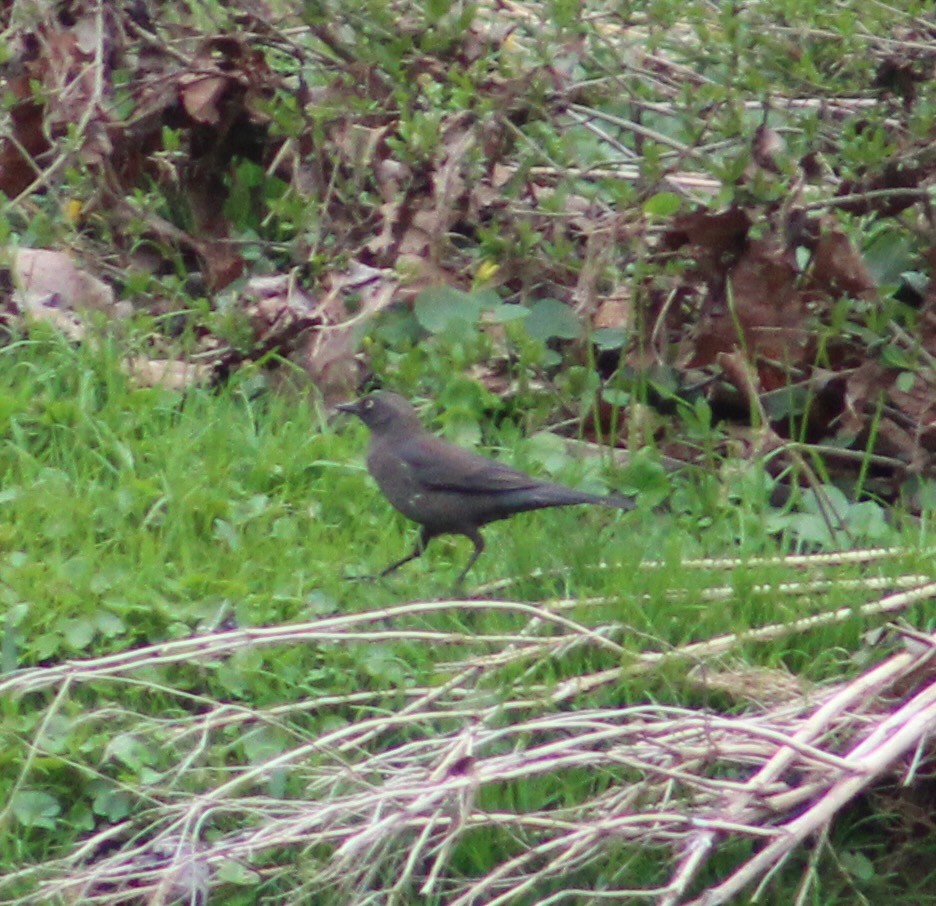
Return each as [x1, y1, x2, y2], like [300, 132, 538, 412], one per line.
[2, 550, 933, 905]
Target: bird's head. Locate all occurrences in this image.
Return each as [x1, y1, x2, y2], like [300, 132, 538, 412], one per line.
[336, 391, 424, 435]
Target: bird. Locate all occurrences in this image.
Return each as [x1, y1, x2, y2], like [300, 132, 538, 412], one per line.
[337, 391, 635, 585]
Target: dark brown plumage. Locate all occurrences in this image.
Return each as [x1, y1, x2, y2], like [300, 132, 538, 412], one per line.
[338, 391, 634, 584]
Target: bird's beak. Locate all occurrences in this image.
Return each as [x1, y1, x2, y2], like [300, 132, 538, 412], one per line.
[335, 400, 361, 416]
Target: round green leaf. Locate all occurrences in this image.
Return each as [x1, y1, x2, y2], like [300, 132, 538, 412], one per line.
[642, 192, 682, 217]
[474, 288, 504, 309]
[896, 371, 915, 393]
[487, 303, 531, 323]
[524, 298, 582, 341]
[414, 287, 483, 334]
[13, 790, 60, 829]
[217, 860, 261, 885]
[602, 388, 630, 406]
[592, 327, 628, 350]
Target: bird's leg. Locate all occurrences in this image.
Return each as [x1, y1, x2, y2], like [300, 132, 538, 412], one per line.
[378, 526, 432, 577]
[454, 529, 485, 588]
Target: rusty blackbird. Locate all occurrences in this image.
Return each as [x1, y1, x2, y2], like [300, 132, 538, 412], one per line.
[337, 391, 635, 584]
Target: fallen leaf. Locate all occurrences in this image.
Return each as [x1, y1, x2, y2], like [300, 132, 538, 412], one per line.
[123, 357, 213, 390]
[13, 248, 115, 311]
[180, 74, 230, 125]
[810, 221, 877, 298]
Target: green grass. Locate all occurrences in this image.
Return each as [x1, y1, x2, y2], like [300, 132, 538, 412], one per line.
[1, 335, 934, 904]
[3, 0, 936, 898]
[0, 336, 350, 646]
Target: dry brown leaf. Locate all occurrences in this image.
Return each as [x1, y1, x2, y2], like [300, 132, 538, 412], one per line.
[572, 215, 622, 317]
[841, 360, 889, 436]
[364, 200, 405, 257]
[299, 262, 400, 404]
[689, 236, 811, 375]
[751, 123, 786, 174]
[36, 24, 94, 128]
[193, 238, 245, 293]
[11, 292, 86, 341]
[810, 221, 877, 298]
[13, 248, 115, 311]
[841, 362, 935, 466]
[180, 74, 230, 125]
[0, 70, 50, 197]
[375, 158, 411, 199]
[728, 237, 799, 321]
[398, 208, 443, 258]
[664, 207, 751, 281]
[491, 163, 513, 189]
[332, 122, 391, 176]
[593, 289, 634, 330]
[433, 121, 475, 215]
[241, 274, 318, 348]
[9, 248, 127, 341]
[875, 417, 922, 467]
[884, 372, 936, 452]
[123, 357, 213, 390]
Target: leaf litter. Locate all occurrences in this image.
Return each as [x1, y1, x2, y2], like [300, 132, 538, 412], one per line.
[2, 2, 936, 903]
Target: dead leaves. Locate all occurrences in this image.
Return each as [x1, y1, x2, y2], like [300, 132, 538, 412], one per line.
[9, 248, 118, 340]
[645, 194, 936, 493]
[2, 1, 936, 501]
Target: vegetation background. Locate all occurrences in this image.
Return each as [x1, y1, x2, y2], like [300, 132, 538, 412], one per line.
[0, 0, 935, 903]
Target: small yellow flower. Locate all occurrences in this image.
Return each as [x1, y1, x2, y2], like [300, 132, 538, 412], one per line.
[474, 260, 500, 285]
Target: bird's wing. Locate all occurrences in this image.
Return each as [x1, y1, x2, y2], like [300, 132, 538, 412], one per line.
[397, 441, 542, 493]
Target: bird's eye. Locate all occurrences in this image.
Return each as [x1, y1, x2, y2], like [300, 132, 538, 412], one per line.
[364, 399, 373, 409]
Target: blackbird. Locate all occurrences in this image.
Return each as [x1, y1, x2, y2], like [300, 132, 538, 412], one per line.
[337, 391, 635, 584]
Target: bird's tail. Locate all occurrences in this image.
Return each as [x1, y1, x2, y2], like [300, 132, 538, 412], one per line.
[501, 484, 635, 513]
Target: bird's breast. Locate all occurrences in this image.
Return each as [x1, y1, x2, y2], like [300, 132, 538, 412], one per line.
[367, 444, 428, 516]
